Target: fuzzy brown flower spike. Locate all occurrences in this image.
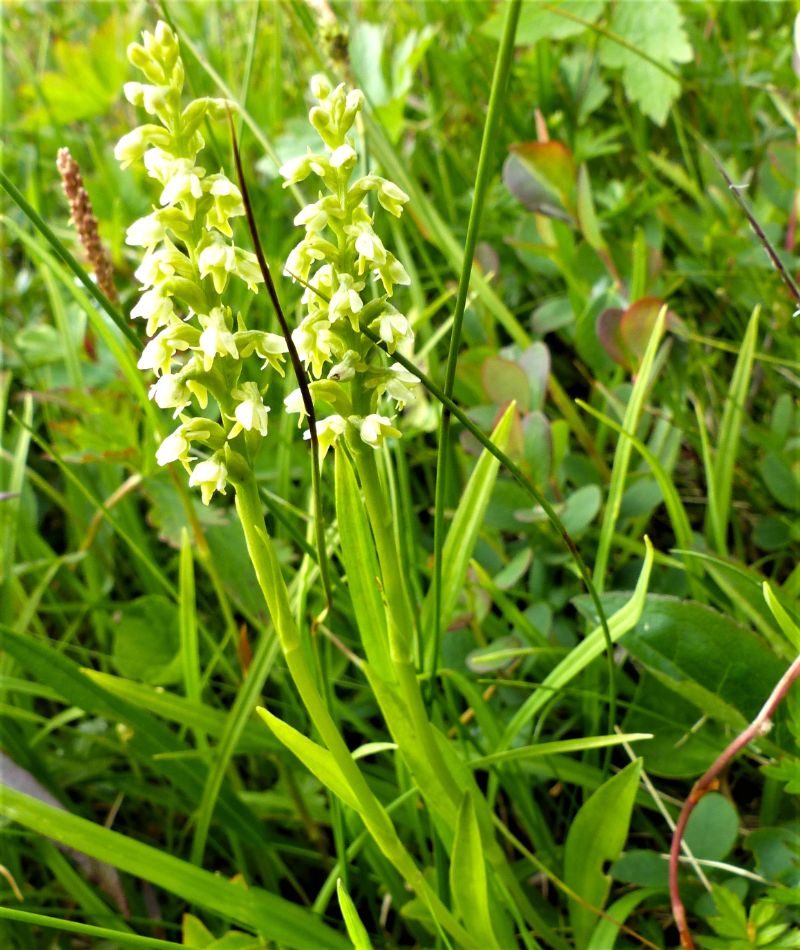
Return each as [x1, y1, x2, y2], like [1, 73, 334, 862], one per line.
[57, 147, 118, 305]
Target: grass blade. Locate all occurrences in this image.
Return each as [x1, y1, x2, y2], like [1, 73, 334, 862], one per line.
[0, 787, 348, 950]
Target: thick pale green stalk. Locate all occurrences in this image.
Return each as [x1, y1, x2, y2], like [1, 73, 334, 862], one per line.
[431, 0, 521, 695]
[233, 474, 474, 947]
[350, 440, 460, 781]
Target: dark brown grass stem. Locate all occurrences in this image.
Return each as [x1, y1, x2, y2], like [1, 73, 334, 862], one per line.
[707, 147, 800, 310]
[669, 652, 800, 949]
[226, 111, 333, 609]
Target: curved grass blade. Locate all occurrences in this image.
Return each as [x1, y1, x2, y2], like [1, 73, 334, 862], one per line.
[336, 879, 374, 950]
[499, 537, 654, 749]
[0, 787, 348, 950]
[0, 908, 185, 950]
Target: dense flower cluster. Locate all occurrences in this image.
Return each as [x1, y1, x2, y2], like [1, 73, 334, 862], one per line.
[280, 75, 417, 456]
[116, 21, 287, 503]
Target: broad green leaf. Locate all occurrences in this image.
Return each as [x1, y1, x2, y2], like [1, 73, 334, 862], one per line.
[599, 0, 693, 125]
[519, 343, 551, 412]
[759, 452, 800, 511]
[481, 355, 531, 411]
[623, 673, 728, 778]
[509, 141, 576, 214]
[334, 449, 391, 679]
[336, 879, 374, 950]
[563, 758, 642, 947]
[422, 403, 515, 662]
[256, 707, 360, 812]
[684, 793, 739, 861]
[482, 1, 603, 45]
[450, 793, 500, 949]
[112, 595, 181, 686]
[620, 595, 787, 728]
[0, 787, 348, 950]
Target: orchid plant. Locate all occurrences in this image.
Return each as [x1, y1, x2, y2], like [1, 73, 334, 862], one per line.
[117, 19, 567, 950]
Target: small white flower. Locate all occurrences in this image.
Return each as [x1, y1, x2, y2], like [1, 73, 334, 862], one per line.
[279, 152, 325, 186]
[284, 238, 329, 283]
[198, 235, 237, 294]
[204, 175, 244, 236]
[292, 314, 334, 377]
[385, 363, 418, 408]
[233, 248, 263, 292]
[198, 307, 238, 371]
[130, 288, 175, 335]
[358, 413, 401, 448]
[150, 373, 191, 417]
[159, 160, 205, 211]
[309, 74, 332, 99]
[303, 414, 346, 459]
[372, 308, 411, 352]
[329, 144, 356, 170]
[284, 387, 308, 421]
[376, 254, 410, 295]
[376, 179, 409, 217]
[345, 218, 387, 273]
[189, 454, 228, 505]
[230, 382, 270, 438]
[155, 426, 191, 467]
[253, 333, 288, 373]
[328, 273, 364, 330]
[126, 211, 166, 248]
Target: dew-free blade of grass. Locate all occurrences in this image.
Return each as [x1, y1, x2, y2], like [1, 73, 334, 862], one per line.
[1, 392, 32, 627]
[81, 669, 275, 752]
[0, 786, 349, 950]
[500, 537, 654, 748]
[578, 399, 692, 551]
[593, 306, 667, 590]
[763, 582, 800, 653]
[190, 627, 281, 866]
[336, 879, 374, 950]
[472, 733, 652, 768]
[710, 305, 760, 555]
[0, 908, 186, 950]
[257, 706, 361, 811]
[450, 793, 504, 950]
[422, 402, 515, 667]
[334, 449, 391, 680]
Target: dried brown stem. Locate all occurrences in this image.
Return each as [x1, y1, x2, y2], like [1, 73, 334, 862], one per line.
[669, 652, 800, 948]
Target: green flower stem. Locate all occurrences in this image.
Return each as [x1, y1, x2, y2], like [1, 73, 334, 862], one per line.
[347, 438, 467, 811]
[347, 438, 415, 663]
[233, 473, 474, 948]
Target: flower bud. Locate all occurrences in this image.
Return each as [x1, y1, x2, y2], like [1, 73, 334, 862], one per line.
[310, 74, 332, 99]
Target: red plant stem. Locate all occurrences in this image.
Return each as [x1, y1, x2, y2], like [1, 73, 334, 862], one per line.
[669, 652, 800, 949]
